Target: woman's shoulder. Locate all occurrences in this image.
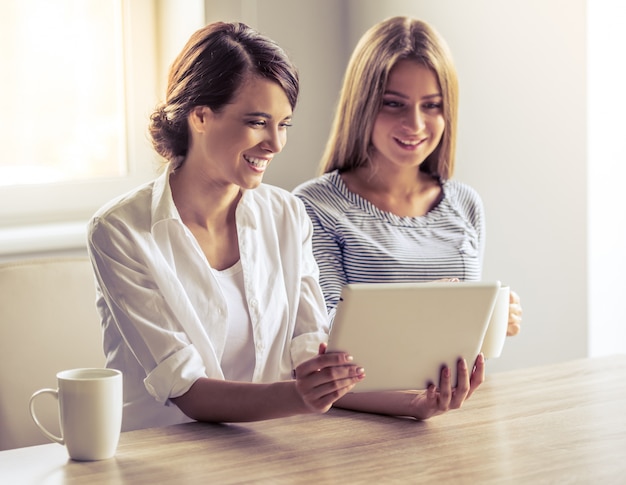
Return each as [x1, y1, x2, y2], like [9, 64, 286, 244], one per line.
[293, 172, 338, 196]
[441, 179, 485, 225]
[87, 179, 158, 250]
[90, 179, 155, 226]
[444, 179, 484, 207]
[292, 171, 348, 208]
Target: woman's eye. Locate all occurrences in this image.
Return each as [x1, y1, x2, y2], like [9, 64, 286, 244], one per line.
[280, 121, 293, 128]
[382, 100, 403, 108]
[424, 102, 443, 110]
[248, 120, 266, 127]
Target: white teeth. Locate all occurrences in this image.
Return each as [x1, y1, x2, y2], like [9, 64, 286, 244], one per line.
[397, 138, 420, 146]
[244, 156, 269, 168]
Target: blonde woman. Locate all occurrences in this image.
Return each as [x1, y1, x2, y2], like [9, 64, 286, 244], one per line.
[294, 16, 522, 337]
[294, 16, 527, 417]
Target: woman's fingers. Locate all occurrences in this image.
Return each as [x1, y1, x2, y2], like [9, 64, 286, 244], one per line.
[294, 352, 365, 412]
[466, 353, 485, 399]
[296, 351, 357, 377]
[436, 354, 484, 410]
[436, 364, 452, 410]
[507, 290, 523, 336]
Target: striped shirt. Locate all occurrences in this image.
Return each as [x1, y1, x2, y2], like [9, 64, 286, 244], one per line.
[293, 170, 485, 315]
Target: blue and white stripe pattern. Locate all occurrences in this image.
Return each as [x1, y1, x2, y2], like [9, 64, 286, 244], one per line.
[293, 170, 485, 314]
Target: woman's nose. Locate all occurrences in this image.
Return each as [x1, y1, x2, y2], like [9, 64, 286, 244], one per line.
[403, 107, 426, 131]
[262, 127, 286, 153]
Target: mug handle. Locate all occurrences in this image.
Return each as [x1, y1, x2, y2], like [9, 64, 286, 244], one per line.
[29, 388, 64, 445]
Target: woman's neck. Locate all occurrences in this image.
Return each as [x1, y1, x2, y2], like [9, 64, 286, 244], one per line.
[169, 164, 242, 270]
[169, 164, 241, 230]
[341, 166, 442, 217]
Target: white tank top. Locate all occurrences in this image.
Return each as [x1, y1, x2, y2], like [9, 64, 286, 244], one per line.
[212, 260, 255, 381]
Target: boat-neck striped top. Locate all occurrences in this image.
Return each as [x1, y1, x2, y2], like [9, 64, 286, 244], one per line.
[293, 170, 485, 316]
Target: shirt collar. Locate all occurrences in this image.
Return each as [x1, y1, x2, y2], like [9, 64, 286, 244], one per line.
[151, 164, 182, 230]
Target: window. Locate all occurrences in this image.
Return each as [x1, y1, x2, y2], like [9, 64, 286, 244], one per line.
[0, 0, 160, 230]
[1, 1, 127, 186]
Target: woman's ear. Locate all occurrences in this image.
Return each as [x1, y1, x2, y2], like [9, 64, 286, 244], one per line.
[188, 106, 210, 133]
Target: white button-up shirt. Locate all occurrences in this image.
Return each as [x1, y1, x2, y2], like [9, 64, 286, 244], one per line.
[87, 169, 329, 431]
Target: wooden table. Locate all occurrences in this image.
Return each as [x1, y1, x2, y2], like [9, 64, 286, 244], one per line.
[2, 355, 625, 484]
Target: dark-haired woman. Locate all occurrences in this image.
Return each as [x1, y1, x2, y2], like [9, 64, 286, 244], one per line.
[88, 21, 364, 431]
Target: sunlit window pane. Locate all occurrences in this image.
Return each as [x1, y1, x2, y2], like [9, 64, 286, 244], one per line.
[0, 0, 126, 186]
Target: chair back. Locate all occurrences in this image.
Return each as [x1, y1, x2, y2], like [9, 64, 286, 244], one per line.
[0, 257, 104, 450]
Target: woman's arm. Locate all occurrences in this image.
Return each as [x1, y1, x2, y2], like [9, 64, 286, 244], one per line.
[172, 345, 365, 422]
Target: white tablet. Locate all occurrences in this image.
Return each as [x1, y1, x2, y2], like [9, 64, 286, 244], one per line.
[327, 281, 501, 392]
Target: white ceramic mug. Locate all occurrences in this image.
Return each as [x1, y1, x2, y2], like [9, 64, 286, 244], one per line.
[481, 286, 510, 359]
[29, 368, 123, 461]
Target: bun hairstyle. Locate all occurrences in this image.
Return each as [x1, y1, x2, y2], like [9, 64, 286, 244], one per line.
[149, 21, 299, 166]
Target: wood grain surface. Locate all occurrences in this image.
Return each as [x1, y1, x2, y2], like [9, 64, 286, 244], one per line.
[2, 355, 625, 484]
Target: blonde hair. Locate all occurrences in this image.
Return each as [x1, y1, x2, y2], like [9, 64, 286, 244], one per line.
[319, 16, 458, 181]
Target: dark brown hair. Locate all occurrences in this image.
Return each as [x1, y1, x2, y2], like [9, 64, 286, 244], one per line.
[149, 21, 299, 164]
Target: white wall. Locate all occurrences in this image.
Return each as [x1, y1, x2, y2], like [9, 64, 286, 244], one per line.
[209, 0, 592, 373]
[587, 0, 626, 357]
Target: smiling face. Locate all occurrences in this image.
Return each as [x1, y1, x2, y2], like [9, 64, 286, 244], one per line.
[370, 60, 445, 173]
[185, 75, 293, 190]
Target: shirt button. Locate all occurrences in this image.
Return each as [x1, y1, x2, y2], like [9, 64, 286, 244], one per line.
[249, 298, 258, 308]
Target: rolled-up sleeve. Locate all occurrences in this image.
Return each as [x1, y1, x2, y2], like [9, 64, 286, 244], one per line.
[144, 345, 206, 402]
